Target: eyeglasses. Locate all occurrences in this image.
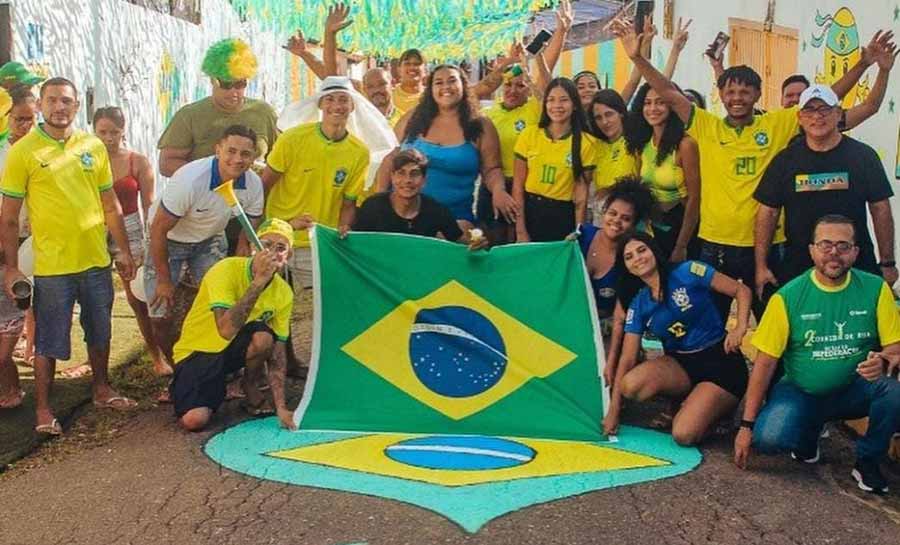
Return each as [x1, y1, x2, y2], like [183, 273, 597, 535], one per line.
[813, 240, 855, 254]
[800, 105, 836, 117]
[261, 240, 290, 253]
[216, 79, 248, 90]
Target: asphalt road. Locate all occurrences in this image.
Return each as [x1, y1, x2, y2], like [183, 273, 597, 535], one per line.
[1, 397, 899, 545]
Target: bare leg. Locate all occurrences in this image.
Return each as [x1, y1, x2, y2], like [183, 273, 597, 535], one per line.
[243, 332, 275, 411]
[88, 344, 134, 408]
[24, 309, 34, 363]
[33, 354, 57, 427]
[0, 335, 23, 408]
[671, 382, 739, 446]
[179, 407, 212, 431]
[619, 356, 693, 402]
[123, 281, 171, 376]
[150, 318, 175, 364]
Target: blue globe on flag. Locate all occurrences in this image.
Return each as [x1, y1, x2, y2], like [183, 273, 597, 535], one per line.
[409, 306, 507, 398]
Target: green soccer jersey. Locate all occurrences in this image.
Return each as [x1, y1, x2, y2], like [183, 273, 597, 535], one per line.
[753, 268, 900, 395]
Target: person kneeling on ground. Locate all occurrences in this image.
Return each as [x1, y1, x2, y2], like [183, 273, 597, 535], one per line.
[352, 149, 487, 250]
[604, 231, 752, 445]
[734, 214, 900, 495]
[169, 219, 297, 432]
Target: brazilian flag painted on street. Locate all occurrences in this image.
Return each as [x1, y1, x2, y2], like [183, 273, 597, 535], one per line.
[294, 227, 606, 441]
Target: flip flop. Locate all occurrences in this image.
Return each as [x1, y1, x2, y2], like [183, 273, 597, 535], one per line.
[93, 396, 138, 410]
[60, 364, 92, 379]
[0, 389, 25, 409]
[242, 402, 275, 417]
[35, 418, 62, 436]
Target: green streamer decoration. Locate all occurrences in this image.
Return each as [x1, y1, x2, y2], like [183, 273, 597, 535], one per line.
[228, 0, 557, 61]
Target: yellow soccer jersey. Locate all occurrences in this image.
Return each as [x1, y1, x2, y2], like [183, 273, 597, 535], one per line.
[266, 123, 369, 247]
[0, 126, 113, 276]
[514, 126, 597, 201]
[686, 104, 798, 246]
[392, 86, 423, 117]
[485, 98, 542, 178]
[594, 136, 638, 191]
[173, 257, 293, 364]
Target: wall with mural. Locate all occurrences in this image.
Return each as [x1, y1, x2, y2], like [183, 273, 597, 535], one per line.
[11, 0, 321, 175]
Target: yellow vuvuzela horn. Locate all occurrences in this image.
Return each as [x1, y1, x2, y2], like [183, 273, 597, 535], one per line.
[214, 179, 263, 250]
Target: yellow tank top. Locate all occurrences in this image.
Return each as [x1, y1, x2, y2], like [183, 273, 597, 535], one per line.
[640, 140, 687, 204]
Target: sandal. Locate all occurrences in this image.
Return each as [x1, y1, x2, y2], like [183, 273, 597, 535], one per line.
[35, 418, 62, 436]
[60, 364, 92, 379]
[0, 389, 25, 409]
[93, 396, 138, 410]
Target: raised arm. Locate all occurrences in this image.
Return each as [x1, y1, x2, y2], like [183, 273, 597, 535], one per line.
[323, 3, 353, 77]
[832, 30, 893, 99]
[663, 18, 692, 79]
[619, 14, 654, 104]
[613, 20, 693, 123]
[283, 30, 329, 81]
[472, 43, 521, 99]
[543, 0, 573, 73]
[844, 40, 897, 130]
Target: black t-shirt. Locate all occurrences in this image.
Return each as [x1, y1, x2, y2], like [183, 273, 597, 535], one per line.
[754, 136, 893, 279]
[354, 193, 464, 241]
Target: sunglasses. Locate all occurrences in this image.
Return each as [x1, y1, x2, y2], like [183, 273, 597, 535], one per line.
[216, 79, 248, 90]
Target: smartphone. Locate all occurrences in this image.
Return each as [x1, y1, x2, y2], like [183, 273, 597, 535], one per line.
[705, 31, 730, 61]
[526, 29, 553, 55]
[634, 0, 654, 32]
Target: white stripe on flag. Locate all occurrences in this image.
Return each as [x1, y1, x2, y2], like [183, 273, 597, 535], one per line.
[385, 444, 532, 462]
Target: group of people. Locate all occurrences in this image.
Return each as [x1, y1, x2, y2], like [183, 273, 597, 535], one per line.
[1, 0, 900, 495]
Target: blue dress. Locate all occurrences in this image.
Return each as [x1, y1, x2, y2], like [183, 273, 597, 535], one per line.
[404, 138, 480, 222]
[578, 224, 620, 318]
[624, 260, 723, 353]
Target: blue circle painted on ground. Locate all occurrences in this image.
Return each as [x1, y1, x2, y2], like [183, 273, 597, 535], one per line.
[409, 306, 507, 398]
[384, 435, 536, 470]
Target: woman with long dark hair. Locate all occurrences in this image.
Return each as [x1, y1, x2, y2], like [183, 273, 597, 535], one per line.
[604, 231, 751, 445]
[93, 107, 171, 376]
[578, 177, 654, 386]
[590, 90, 639, 201]
[380, 65, 516, 229]
[626, 83, 700, 262]
[512, 78, 597, 242]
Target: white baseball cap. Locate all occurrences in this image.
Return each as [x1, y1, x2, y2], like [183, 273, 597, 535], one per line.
[798, 84, 839, 108]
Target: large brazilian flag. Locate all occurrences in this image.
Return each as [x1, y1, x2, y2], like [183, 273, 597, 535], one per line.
[294, 227, 607, 441]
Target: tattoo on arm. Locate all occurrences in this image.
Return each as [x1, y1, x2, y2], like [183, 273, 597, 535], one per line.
[268, 342, 288, 408]
[224, 282, 267, 336]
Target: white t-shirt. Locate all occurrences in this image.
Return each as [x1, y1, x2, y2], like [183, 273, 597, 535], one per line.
[149, 156, 264, 243]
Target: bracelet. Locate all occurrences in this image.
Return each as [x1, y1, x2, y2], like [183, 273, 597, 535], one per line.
[739, 419, 755, 430]
[878, 261, 896, 268]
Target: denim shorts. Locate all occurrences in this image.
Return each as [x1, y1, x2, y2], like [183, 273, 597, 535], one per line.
[144, 234, 227, 318]
[33, 266, 114, 360]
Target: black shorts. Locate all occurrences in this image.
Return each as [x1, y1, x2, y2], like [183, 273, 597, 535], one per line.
[476, 178, 515, 227]
[668, 342, 749, 399]
[170, 322, 275, 417]
[524, 192, 575, 242]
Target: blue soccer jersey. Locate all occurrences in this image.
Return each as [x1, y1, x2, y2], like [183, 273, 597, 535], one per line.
[624, 260, 724, 353]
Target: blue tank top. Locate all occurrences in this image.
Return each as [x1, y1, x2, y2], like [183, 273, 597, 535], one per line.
[624, 260, 724, 353]
[405, 138, 480, 222]
[577, 224, 620, 318]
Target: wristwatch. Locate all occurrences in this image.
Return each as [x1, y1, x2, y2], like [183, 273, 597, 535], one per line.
[739, 419, 755, 430]
[879, 260, 896, 268]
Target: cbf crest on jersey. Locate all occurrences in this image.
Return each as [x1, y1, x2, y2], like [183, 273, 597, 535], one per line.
[333, 168, 348, 187]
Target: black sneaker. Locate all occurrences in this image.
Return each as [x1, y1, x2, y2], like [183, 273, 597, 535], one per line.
[851, 459, 889, 495]
[790, 445, 820, 464]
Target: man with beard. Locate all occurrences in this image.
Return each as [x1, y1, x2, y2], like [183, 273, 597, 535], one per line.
[0, 78, 137, 435]
[613, 20, 891, 321]
[734, 215, 900, 495]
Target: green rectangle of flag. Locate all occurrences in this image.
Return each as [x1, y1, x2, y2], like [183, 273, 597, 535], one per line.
[294, 226, 606, 441]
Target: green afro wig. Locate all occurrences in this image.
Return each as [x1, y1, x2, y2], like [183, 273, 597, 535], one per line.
[202, 38, 258, 82]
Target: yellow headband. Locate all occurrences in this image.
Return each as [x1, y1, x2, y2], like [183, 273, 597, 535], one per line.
[256, 218, 294, 245]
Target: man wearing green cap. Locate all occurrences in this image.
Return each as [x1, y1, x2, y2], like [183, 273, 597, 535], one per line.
[168, 218, 296, 432]
[157, 39, 278, 178]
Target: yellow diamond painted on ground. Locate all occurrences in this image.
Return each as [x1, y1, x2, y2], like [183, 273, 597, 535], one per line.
[268, 433, 670, 486]
[341, 281, 577, 420]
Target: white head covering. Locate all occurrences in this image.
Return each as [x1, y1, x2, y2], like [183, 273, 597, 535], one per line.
[278, 76, 398, 190]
